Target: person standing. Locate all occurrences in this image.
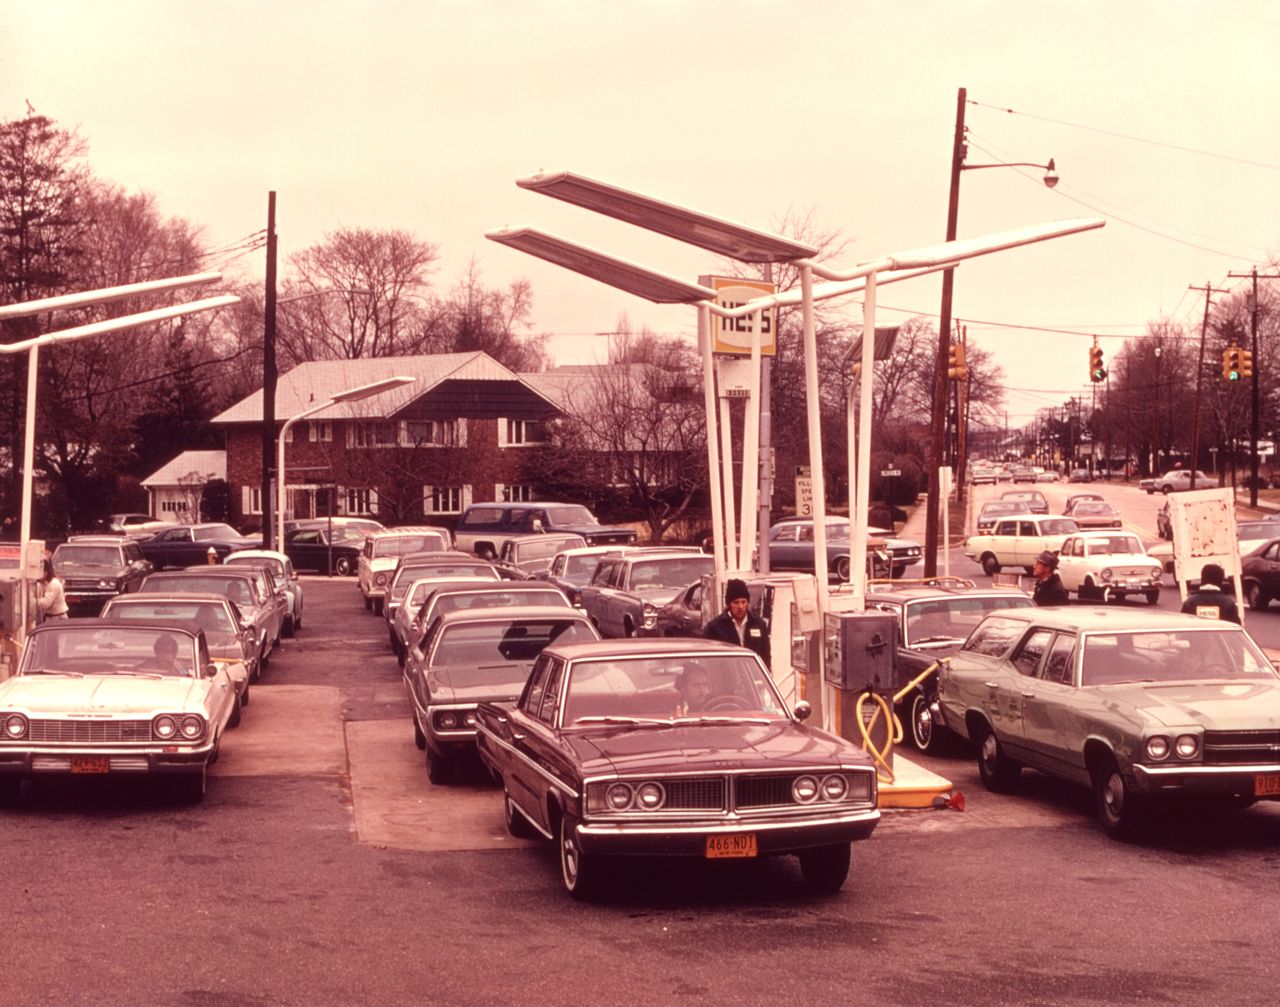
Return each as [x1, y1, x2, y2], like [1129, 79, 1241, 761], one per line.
[703, 578, 770, 668]
[1031, 550, 1069, 606]
[38, 559, 69, 620]
[1180, 563, 1241, 624]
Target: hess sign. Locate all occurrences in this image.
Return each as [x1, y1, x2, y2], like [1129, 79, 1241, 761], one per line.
[701, 275, 777, 356]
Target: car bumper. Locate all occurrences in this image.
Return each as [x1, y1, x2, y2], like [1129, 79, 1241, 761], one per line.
[64, 589, 120, 611]
[1132, 762, 1280, 798]
[0, 743, 215, 777]
[575, 806, 880, 857]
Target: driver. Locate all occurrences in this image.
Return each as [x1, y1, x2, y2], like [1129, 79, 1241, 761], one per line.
[674, 664, 713, 717]
[152, 634, 186, 674]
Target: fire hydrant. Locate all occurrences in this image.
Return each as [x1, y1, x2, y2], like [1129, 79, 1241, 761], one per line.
[206, 546, 218, 565]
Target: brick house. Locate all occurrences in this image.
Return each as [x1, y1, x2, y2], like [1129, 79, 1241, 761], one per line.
[211, 352, 569, 531]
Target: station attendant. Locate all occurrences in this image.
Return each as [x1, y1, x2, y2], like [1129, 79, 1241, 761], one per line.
[38, 559, 69, 620]
[703, 578, 770, 668]
[1031, 550, 1069, 606]
[1180, 563, 1241, 624]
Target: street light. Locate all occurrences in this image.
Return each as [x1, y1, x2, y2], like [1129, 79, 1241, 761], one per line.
[276, 375, 415, 554]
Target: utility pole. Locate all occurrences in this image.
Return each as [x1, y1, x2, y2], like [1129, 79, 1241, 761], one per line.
[1228, 266, 1280, 507]
[1188, 282, 1229, 491]
[261, 192, 278, 549]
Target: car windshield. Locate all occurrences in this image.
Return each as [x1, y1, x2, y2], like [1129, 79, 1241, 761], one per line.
[628, 557, 714, 590]
[979, 504, 1021, 517]
[226, 556, 285, 578]
[904, 595, 1034, 646]
[106, 601, 235, 634]
[373, 535, 447, 558]
[143, 576, 256, 609]
[546, 506, 598, 525]
[406, 576, 496, 607]
[1081, 629, 1276, 686]
[433, 619, 597, 674]
[392, 564, 498, 599]
[512, 538, 578, 564]
[564, 555, 606, 576]
[1075, 502, 1116, 515]
[1085, 535, 1143, 556]
[53, 545, 122, 567]
[561, 654, 785, 725]
[22, 626, 197, 677]
[193, 524, 242, 541]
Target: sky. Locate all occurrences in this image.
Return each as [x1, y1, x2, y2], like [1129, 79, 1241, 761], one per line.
[6, 0, 1280, 433]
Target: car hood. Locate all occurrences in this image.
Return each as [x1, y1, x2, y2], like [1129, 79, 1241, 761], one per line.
[58, 564, 124, 579]
[565, 720, 863, 775]
[0, 675, 203, 714]
[632, 585, 687, 605]
[1104, 680, 1280, 729]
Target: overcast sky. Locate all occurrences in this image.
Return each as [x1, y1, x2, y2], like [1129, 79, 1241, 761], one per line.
[7, 1, 1280, 433]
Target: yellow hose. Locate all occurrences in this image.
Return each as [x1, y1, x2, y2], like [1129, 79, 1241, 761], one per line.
[854, 658, 950, 786]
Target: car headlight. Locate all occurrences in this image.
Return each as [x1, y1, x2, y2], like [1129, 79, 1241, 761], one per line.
[1175, 734, 1199, 760]
[1101, 568, 1113, 582]
[153, 715, 178, 740]
[3, 713, 28, 740]
[642, 603, 657, 629]
[97, 577, 119, 589]
[436, 711, 459, 730]
[374, 573, 388, 587]
[635, 782, 666, 810]
[1145, 736, 1170, 761]
[792, 775, 820, 803]
[462, 711, 478, 728]
[820, 774, 849, 802]
[606, 782, 633, 810]
[179, 716, 205, 740]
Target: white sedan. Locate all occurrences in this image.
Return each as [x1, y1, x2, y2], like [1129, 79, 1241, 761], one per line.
[1055, 531, 1163, 603]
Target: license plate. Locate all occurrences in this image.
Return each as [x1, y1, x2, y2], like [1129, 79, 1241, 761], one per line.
[70, 756, 109, 774]
[66, 595, 80, 604]
[705, 833, 757, 859]
[1255, 774, 1280, 797]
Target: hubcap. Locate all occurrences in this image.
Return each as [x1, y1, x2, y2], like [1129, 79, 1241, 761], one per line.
[913, 698, 932, 747]
[561, 826, 579, 885]
[981, 733, 998, 770]
[1103, 773, 1124, 819]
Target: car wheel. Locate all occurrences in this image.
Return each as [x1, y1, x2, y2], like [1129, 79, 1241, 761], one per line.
[426, 749, 453, 785]
[412, 712, 426, 751]
[364, 595, 373, 611]
[976, 725, 1020, 793]
[172, 767, 207, 804]
[908, 692, 935, 752]
[1161, 485, 1172, 494]
[622, 618, 636, 638]
[559, 815, 601, 899]
[1094, 757, 1143, 839]
[228, 697, 242, 729]
[1145, 589, 1160, 605]
[0, 776, 21, 806]
[504, 790, 538, 839]
[1247, 582, 1270, 611]
[259, 642, 270, 669]
[981, 554, 1000, 576]
[834, 556, 852, 582]
[797, 842, 851, 894]
[373, 598, 384, 616]
[334, 556, 354, 576]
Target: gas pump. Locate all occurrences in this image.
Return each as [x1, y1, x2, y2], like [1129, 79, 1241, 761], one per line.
[822, 603, 899, 772]
[0, 539, 43, 680]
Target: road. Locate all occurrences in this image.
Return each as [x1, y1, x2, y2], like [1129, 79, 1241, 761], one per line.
[6, 573, 1280, 1006]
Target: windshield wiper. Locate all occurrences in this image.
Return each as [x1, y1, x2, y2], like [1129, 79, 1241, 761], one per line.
[573, 716, 674, 726]
[675, 716, 773, 725]
[911, 636, 963, 646]
[26, 669, 84, 677]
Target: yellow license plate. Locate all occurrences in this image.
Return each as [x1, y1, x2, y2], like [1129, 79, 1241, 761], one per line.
[1254, 774, 1280, 797]
[705, 834, 757, 859]
[70, 756, 109, 774]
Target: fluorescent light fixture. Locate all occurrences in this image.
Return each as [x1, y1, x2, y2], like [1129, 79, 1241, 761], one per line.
[330, 376, 416, 403]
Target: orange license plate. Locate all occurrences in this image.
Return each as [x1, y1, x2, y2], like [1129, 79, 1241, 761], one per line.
[705, 834, 757, 859]
[1254, 774, 1280, 797]
[70, 756, 109, 774]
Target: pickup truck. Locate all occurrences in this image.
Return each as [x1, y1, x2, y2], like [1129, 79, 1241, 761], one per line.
[452, 502, 636, 559]
[138, 522, 261, 570]
[578, 550, 714, 638]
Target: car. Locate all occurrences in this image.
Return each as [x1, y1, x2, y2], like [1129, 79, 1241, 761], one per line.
[404, 605, 600, 784]
[101, 593, 257, 702]
[382, 553, 500, 641]
[0, 620, 239, 804]
[865, 581, 1035, 753]
[401, 581, 574, 664]
[1010, 467, 1036, 484]
[975, 501, 1028, 535]
[933, 606, 1280, 837]
[492, 533, 588, 580]
[50, 537, 153, 614]
[998, 490, 1048, 515]
[282, 525, 366, 576]
[1241, 537, 1280, 610]
[578, 550, 715, 638]
[225, 549, 304, 635]
[652, 579, 710, 637]
[1034, 469, 1058, 484]
[963, 514, 1078, 576]
[358, 527, 454, 613]
[281, 516, 385, 538]
[868, 526, 923, 578]
[1068, 468, 1093, 483]
[1142, 470, 1219, 494]
[1063, 499, 1123, 530]
[764, 518, 892, 583]
[453, 501, 637, 559]
[535, 545, 639, 606]
[1055, 531, 1163, 603]
[475, 638, 881, 898]
[1156, 501, 1172, 540]
[108, 513, 178, 538]
[389, 572, 503, 661]
[969, 468, 997, 486]
[137, 522, 262, 570]
[1148, 520, 1276, 579]
[140, 569, 281, 669]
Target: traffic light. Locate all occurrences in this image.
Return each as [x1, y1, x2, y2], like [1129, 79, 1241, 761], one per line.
[1089, 345, 1107, 383]
[1239, 347, 1254, 379]
[1223, 346, 1242, 381]
[947, 342, 967, 380]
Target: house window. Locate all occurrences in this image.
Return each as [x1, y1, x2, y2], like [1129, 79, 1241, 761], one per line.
[309, 421, 333, 442]
[500, 418, 549, 447]
[424, 484, 471, 515]
[496, 483, 533, 503]
[242, 486, 263, 516]
[342, 487, 376, 515]
[404, 419, 462, 448]
[350, 421, 398, 448]
[161, 500, 189, 513]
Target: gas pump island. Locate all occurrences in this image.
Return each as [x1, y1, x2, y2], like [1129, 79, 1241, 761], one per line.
[487, 170, 1104, 803]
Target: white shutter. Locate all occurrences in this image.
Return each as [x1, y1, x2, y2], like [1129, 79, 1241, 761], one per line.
[423, 485, 434, 514]
[457, 419, 467, 448]
[241, 485, 251, 516]
[336, 486, 348, 515]
[345, 424, 355, 449]
[494, 482, 506, 503]
[369, 488, 380, 516]
[462, 484, 473, 509]
[497, 418, 507, 447]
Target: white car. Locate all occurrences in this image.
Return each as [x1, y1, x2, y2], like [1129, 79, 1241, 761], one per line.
[358, 527, 454, 614]
[963, 515, 1079, 576]
[1142, 470, 1219, 494]
[224, 549, 304, 635]
[0, 621, 239, 804]
[1055, 531, 1163, 603]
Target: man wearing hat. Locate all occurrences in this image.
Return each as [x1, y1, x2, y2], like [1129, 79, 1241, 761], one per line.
[703, 578, 771, 668]
[1031, 550, 1069, 606]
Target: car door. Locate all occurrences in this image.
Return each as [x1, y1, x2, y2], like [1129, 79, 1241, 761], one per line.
[993, 627, 1054, 762]
[1013, 519, 1041, 568]
[506, 655, 566, 830]
[1055, 537, 1082, 592]
[1018, 632, 1085, 782]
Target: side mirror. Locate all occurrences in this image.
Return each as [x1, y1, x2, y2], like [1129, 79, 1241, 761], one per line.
[204, 663, 219, 680]
[793, 700, 812, 722]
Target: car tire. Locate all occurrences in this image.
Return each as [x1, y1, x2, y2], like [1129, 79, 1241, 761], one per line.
[1145, 589, 1160, 605]
[228, 697, 242, 729]
[0, 776, 21, 806]
[373, 598, 383, 616]
[559, 815, 601, 899]
[259, 642, 270, 669]
[908, 692, 937, 753]
[412, 712, 426, 751]
[797, 842, 851, 894]
[1094, 757, 1143, 839]
[834, 556, 852, 582]
[981, 554, 1000, 576]
[426, 749, 453, 785]
[334, 556, 354, 576]
[1247, 582, 1270, 611]
[976, 725, 1021, 793]
[1161, 485, 1172, 495]
[504, 790, 538, 839]
[172, 767, 207, 804]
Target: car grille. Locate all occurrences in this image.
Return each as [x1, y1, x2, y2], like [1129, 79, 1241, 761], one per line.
[650, 773, 860, 811]
[663, 778, 727, 810]
[1201, 730, 1280, 765]
[27, 719, 153, 744]
[64, 579, 112, 590]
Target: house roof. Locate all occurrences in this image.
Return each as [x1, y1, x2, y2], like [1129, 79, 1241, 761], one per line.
[212, 351, 561, 425]
[140, 450, 227, 488]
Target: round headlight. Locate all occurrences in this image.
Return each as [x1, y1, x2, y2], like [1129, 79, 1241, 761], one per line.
[438, 711, 458, 730]
[153, 715, 177, 740]
[792, 775, 819, 803]
[1101, 568, 1113, 582]
[374, 573, 388, 587]
[462, 711, 478, 727]
[179, 716, 204, 740]
[98, 578, 116, 589]
[1175, 734, 1199, 760]
[635, 782, 665, 810]
[1145, 736, 1170, 761]
[820, 774, 848, 802]
[3, 713, 27, 739]
[606, 783, 633, 810]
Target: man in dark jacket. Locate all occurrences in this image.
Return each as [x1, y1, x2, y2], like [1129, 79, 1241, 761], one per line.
[703, 578, 770, 668]
[1031, 550, 1070, 606]
[1180, 563, 1241, 624]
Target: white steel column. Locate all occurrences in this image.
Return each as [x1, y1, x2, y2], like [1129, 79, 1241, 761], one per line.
[698, 306, 727, 576]
[718, 390, 737, 569]
[850, 273, 878, 610]
[801, 264, 829, 608]
[737, 308, 764, 570]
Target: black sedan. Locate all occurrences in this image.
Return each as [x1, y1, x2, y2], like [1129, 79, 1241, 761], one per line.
[1242, 537, 1280, 610]
[283, 526, 365, 575]
[138, 523, 261, 570]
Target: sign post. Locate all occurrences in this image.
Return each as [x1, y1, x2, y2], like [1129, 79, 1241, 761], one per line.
[795, 466, 813, 518]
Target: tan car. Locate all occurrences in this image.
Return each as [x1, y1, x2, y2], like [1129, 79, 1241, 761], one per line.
[358, 527, 453, 614]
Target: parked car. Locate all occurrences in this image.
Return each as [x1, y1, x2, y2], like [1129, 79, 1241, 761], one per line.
[1055, 531, 1162, 603]
[868, 526, 923, 578]
[933, 606, 1280, 837]
[1010, 466, 1036, 484]
[1141, 470, 1219, 494]
[975, 501, 1028, 535]
[0, 621, 239, 804]
[405, 605, 600, 784]
[382, 553, 500, 637]
[492, 533, 588, 580]
[281, 516, 385, 538]
[102, 593, 257, 701]
[402, 581, 574, 663]
[358, 527, 454, 613]
[1068, 468, 1093, 483]
[50, 537, 153, 614]
[963, 515, 1079, 576]
[998, 490, 1048, 515]
[579, 550, 715, 638]
[1241, 538, 1280, 610]
[865, 581, 1035, 753]
[282, 525, 366, 576]
[140, 569, 281, 668]
[452, 501, 636, 558]
[389, 572, 502, 660]
[475, 638, 881, 897]
[108, 513, 178, 538]
[138, 522, 261, 570]
[535, 545, 638, 606]
[765, 518, 892, 583]
[1063, 499, 1123, 530]
[1034, 469, 1058, 484]
[969, 467, 997, 486]
[224, 549, 303, 634]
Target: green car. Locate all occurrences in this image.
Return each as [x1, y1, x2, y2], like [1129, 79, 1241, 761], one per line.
[934, 606, 1280, 838]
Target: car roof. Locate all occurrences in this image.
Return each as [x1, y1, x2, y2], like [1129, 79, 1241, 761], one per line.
[434, 605, 593, 627]
[32, 618, 201, 640]
[976, 606, 1242, 634]
[105, 592, 229, 606]
[866, 585, 1030, 603]
[397, 551, 481, 565]
[541, 638, 752, 662]
[1067, 529, 1139, 538]
[505, 532, 587, 544]
[368, 526, 450, 540]
[555, 545, 637, 558]
[225, 549, 289, 561]
[58, 536, 127, 546]
[425, 582, 569, 599]
[464, 501, 579, 511]
[154, 568, 258, 582]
